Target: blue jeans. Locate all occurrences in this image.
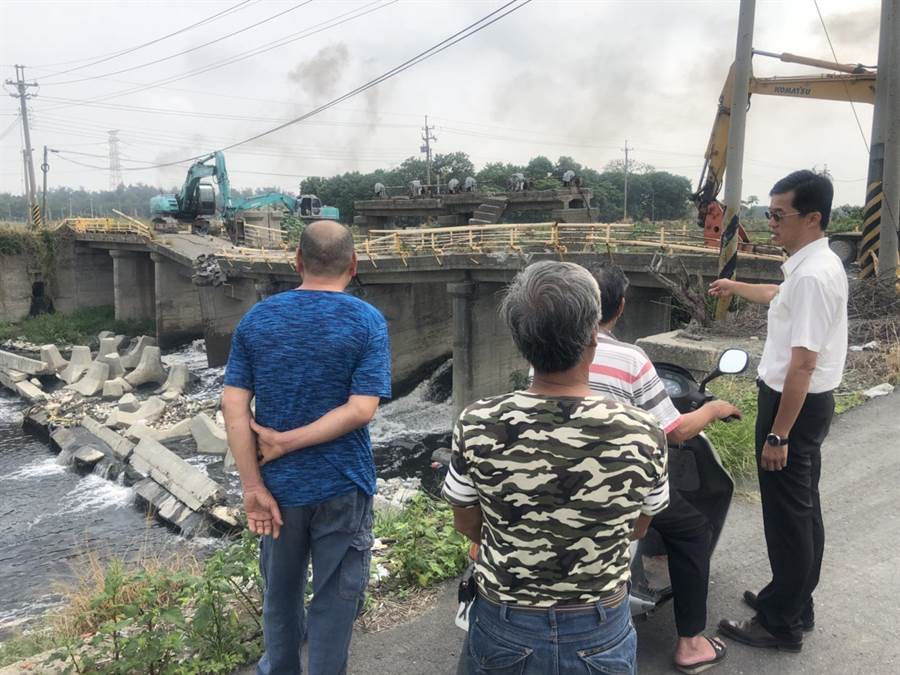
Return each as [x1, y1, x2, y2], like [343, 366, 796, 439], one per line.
[457, 592, 636, 675]
[257, 489, 373, 675]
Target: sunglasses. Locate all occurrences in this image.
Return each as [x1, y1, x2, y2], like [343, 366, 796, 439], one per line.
[765, 210, 803, 223]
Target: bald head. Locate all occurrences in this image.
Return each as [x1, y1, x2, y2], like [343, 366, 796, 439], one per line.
[299, 220, 355, 277]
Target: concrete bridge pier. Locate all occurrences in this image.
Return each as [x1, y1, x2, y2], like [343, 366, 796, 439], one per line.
[151, 253, 204, 349]
[449, 280, 527, 419]
[52, 243, 115, 315]
[615, 285, 672, 344]
[197, 278, 260, 368]
[110, 250, 155, 322]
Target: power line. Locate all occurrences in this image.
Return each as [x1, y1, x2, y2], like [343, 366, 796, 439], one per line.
[46, 1, 314, 86]
[811, 0, 870, 152]
[118, 0, 534, 171]
[39, 0, 256, 79]
[39, 1, 398, 113]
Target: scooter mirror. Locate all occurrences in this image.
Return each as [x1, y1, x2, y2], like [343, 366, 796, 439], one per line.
[718, 349, 749, 375]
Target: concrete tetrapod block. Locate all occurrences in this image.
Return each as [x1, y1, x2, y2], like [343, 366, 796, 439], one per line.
[125, 418, 193, 443]
[224, 447, 236, 472]
[155, 364, 191, 401]
[120, 336, 158, 370]
[118, 393, 140, 412]
[102, 380, 125, 399]
[190, 412, 229, 455]
[0, 349, 50, 376]
[40, 344, 68, 372]
[66, 361, 110, 397]
[98, 353, 125, 379]
[106, 395, 166, 428]
[98, 330, 114, 341]
[107, 376, 133, 393]
[96, 337, 119, 360]
[59, 345, 92, 384]
[129, 437, 225, 511]
[124, 346, 168, 387]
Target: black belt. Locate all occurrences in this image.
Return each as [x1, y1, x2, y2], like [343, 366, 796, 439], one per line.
[477, 583, 627, 612]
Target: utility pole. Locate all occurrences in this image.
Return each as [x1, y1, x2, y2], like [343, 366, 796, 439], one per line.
[421, 115, 437, 187]
[5, 65, 39, 225]
[622, 140, 631, 221]
[108, 130, 123, 190]
[715, 0, 756, 320]
[878, 0, 899, 281]
[41, 145, 49, 223]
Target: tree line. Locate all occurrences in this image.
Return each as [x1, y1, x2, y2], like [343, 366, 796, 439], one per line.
[1, 152, 696, 224]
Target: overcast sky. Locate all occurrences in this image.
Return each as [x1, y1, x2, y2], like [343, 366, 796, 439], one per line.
[0, 0, 882, 205]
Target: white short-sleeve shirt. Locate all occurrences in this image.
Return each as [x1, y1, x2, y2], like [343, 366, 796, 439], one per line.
[757, 238, 848, 393]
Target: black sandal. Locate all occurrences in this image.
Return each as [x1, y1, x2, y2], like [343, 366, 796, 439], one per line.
[674, 636, 727, 675]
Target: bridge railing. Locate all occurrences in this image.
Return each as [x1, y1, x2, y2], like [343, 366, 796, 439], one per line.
[64, 217, 153, 239]
[358, 222, 784, 264]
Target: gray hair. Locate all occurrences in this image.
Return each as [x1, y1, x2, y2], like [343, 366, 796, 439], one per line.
[500, 261, 601, 374]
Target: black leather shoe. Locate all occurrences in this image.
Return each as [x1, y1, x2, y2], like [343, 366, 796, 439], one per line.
[718, 617, 802, 652]
[743, 591, 815, 632]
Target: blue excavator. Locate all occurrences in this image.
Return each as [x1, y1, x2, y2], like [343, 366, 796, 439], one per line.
[149, 151, 339, 239]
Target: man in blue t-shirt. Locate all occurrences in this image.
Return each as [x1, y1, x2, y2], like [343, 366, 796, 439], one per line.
[222, 220, 391, 675]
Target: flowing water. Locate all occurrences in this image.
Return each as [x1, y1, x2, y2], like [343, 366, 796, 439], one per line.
[0, 343, 453, 637]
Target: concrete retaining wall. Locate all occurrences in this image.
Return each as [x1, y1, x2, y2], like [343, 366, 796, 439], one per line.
[0, 254, 33, 322]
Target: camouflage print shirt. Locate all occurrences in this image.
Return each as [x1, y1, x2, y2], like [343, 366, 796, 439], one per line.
[442, 392, 668, 607]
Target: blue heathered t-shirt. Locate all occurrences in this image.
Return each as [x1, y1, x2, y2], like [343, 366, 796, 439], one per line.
[223, 289, 392, 507]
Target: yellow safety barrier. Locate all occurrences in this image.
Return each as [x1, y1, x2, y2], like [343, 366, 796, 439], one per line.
[218, 222, 786, 264]
[63, 217, 153, 239]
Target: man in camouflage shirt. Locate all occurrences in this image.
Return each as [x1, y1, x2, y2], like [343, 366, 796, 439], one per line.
[443, 261, 667, 675]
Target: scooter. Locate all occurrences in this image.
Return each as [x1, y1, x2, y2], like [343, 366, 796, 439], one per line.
[433, 348, 750, 628]
[630, 347, 748, 619]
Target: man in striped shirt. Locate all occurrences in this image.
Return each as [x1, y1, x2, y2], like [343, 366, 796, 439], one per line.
[590, 262, 740, 675]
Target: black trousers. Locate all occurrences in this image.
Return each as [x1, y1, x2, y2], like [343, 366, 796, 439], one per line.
[652, 487, 713, 637]
[755, 380, 834, 641]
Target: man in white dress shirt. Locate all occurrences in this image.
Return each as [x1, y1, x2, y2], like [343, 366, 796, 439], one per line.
[709, 170, 847, 652]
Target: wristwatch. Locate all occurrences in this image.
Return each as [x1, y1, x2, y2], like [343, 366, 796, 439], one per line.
[766, 432, 789, 446]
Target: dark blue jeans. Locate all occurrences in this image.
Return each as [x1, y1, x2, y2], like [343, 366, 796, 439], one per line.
[457, 592, 636, 675]
[257, 489, 373, 675]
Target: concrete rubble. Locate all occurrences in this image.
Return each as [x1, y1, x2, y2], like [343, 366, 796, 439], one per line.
[15, 380, 46, 403]
[0, 348, 49, 375]
[124, 345, 168, 387]
[117, 392, 140, 412]
[130, 437, 225, 511]
[374, 477, 422, 513]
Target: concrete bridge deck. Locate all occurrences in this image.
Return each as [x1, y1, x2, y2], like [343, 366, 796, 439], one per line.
[62, 219, 784, 411]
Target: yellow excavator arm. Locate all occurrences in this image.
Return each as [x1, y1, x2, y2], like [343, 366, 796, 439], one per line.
[693, 51, 876, 236]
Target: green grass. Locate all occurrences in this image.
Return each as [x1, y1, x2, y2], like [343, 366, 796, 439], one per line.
[705, 377, 760, 480]
[0, 629, 59, 669]
[704, 378, 871, 480]
[0, 305, 155, 346]
[373, 493, 470, 591]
